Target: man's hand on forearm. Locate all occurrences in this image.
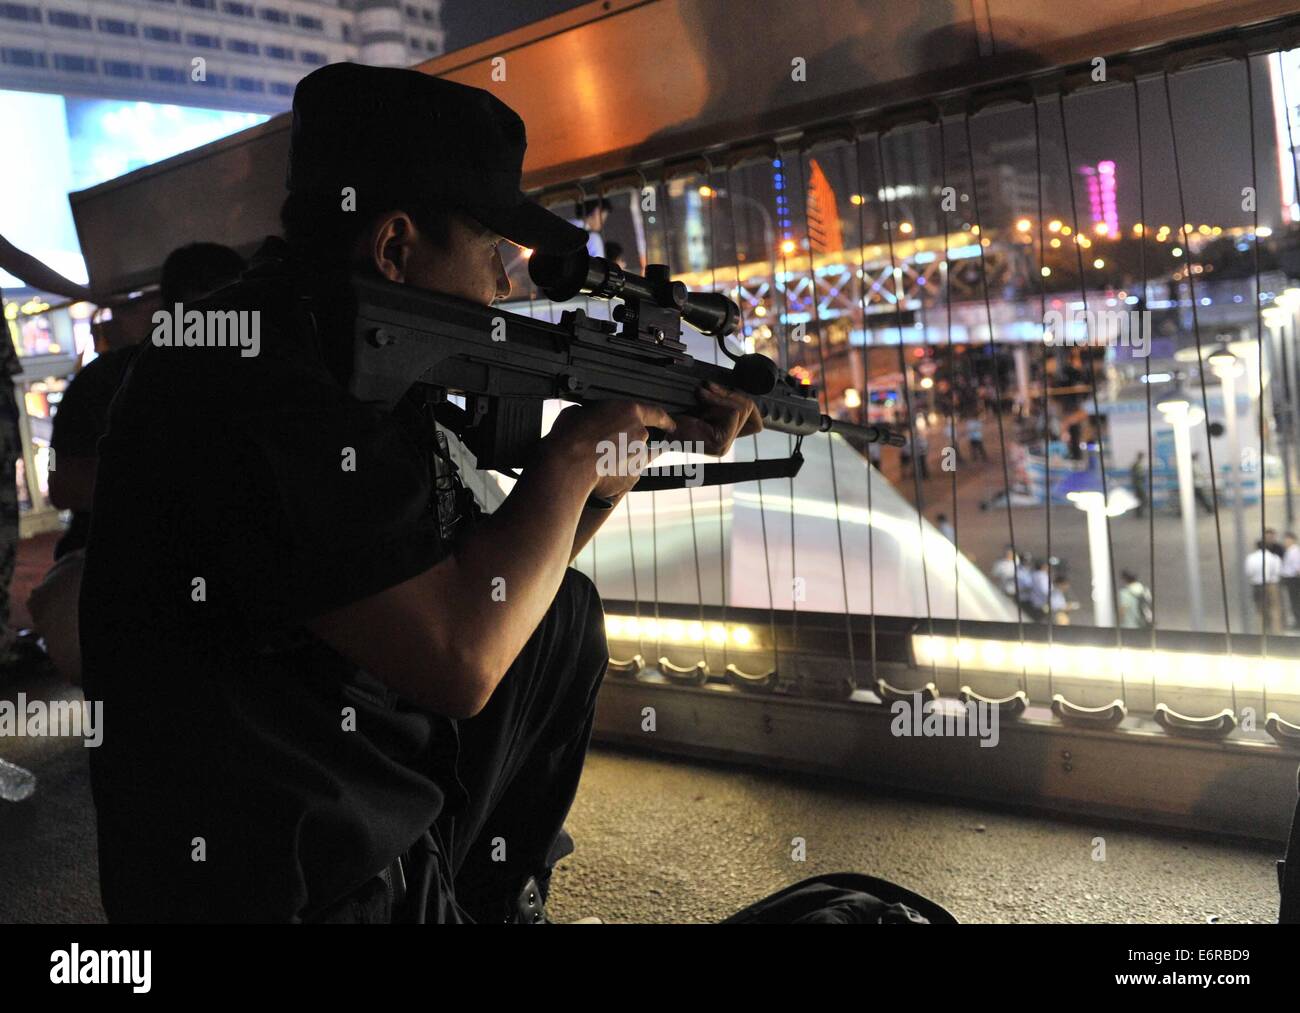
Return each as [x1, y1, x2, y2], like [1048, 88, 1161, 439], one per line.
[670, 382, 764, 453]
[568, 383, 764, 561]
[307, 394, 755, 718]
[571, 488, 628, 562]
[431, 400, 678, 703]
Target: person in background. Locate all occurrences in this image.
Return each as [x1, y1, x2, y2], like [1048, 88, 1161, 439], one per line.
[1129, 451, 1147, 519]
[48, 242, 245, 557]
[939, 393, 963, 465]
[28, 243, 245, 683]
[1029, 559, 1050, 621]
[1281, 531, 1300, 630]
[1117, 569, 1153, 629]
[1065, 411, 1084, 461]
[568, 197, 610, 258]
[990, 544, 1018, 598]
[604, 240, 627, 270]
[913, 425, 930, 480]
[1050, 576, 1073, 625]
[965, 414, 986, 461]
[935, 512, 955, 542]
[1245, 538, 1283, 634]
[1190, 452, 1215, 514]
[0, 234, 96, 674]
[1014, 554, 1038, 617]
[1046, 404, 1062, 443]
[1264, 527, 1285, 560]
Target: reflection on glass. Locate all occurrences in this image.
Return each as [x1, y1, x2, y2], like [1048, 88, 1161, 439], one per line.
[517, 52, 1300, 637]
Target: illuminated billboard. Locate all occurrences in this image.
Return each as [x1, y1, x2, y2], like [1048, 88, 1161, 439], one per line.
[0, 88, 266, 289]
[1269, 50, 1300, 223]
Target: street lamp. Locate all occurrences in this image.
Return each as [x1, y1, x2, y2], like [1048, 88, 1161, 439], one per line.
[1157, 390, 1207, 629]
[1054, 448, 1138, 627]
[699, 186, 781, 362]
[1279, 287, 1300, 465]
[1207, 343, 1251, 629]
[1266, 299, 1298, 525]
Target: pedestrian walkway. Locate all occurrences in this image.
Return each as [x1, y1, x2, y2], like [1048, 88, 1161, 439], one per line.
[895, 423, 1300, 632]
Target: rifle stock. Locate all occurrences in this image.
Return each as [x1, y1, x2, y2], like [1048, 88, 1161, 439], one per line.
[344, 270, 903, 480]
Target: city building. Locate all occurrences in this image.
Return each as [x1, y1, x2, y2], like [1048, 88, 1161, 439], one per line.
[976, 136, 1066, 229]
[0, 0, 445, 114]
[0, 0, 447, 532]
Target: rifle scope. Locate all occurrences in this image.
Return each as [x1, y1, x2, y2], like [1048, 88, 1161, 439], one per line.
[529, 249, 740, 338]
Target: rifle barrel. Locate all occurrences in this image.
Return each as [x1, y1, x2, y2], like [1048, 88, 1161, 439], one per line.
[820, 415, 907, 447]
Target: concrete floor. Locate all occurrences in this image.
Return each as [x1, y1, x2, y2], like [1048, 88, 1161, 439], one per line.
[0, 704, 1283, 924]
[546, 747, 1283, 924]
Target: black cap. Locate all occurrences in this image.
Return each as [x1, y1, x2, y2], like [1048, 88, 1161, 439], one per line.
[287, 62, 588, 255]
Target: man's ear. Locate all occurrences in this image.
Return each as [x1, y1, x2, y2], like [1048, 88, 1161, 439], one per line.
[368, 211, 417, 283]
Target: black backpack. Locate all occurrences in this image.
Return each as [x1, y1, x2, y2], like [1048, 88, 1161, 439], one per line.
[1280, 769, 1300, 924]
[722, 873, 957, 925]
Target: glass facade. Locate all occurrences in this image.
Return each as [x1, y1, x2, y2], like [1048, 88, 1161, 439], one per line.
[508, 52, 1300, 638]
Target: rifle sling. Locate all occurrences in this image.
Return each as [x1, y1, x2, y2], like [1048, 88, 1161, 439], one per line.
[432, 398, 806, 495]
[632, 451, 805, 491]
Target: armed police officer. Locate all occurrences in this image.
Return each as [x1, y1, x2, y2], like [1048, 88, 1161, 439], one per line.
[81, 63, 760, 924]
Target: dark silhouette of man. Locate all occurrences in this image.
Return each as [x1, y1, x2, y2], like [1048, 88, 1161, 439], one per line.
[81, 64, 759, 924]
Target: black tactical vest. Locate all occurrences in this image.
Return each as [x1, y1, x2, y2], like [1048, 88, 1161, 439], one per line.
[393, 386, 483, 550]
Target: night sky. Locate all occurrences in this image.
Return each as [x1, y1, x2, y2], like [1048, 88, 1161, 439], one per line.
[1039, 60, 1285, 230]
[440, 0, 589, 53]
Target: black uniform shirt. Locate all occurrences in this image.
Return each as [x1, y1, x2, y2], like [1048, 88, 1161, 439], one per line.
[82, 240, 473, 922]
[49, 345, 141, 559]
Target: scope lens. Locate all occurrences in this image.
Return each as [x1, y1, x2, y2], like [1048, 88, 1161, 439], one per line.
[528, 248, 590, 296]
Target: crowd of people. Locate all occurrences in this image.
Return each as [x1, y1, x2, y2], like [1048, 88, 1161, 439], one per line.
[988, 545, 1084, 625]
[1245, 529, 1300, 634]
[891, 367, 1300, 635]
[1128, 444, 1300, 634]
[980, 532, 1300, 633]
